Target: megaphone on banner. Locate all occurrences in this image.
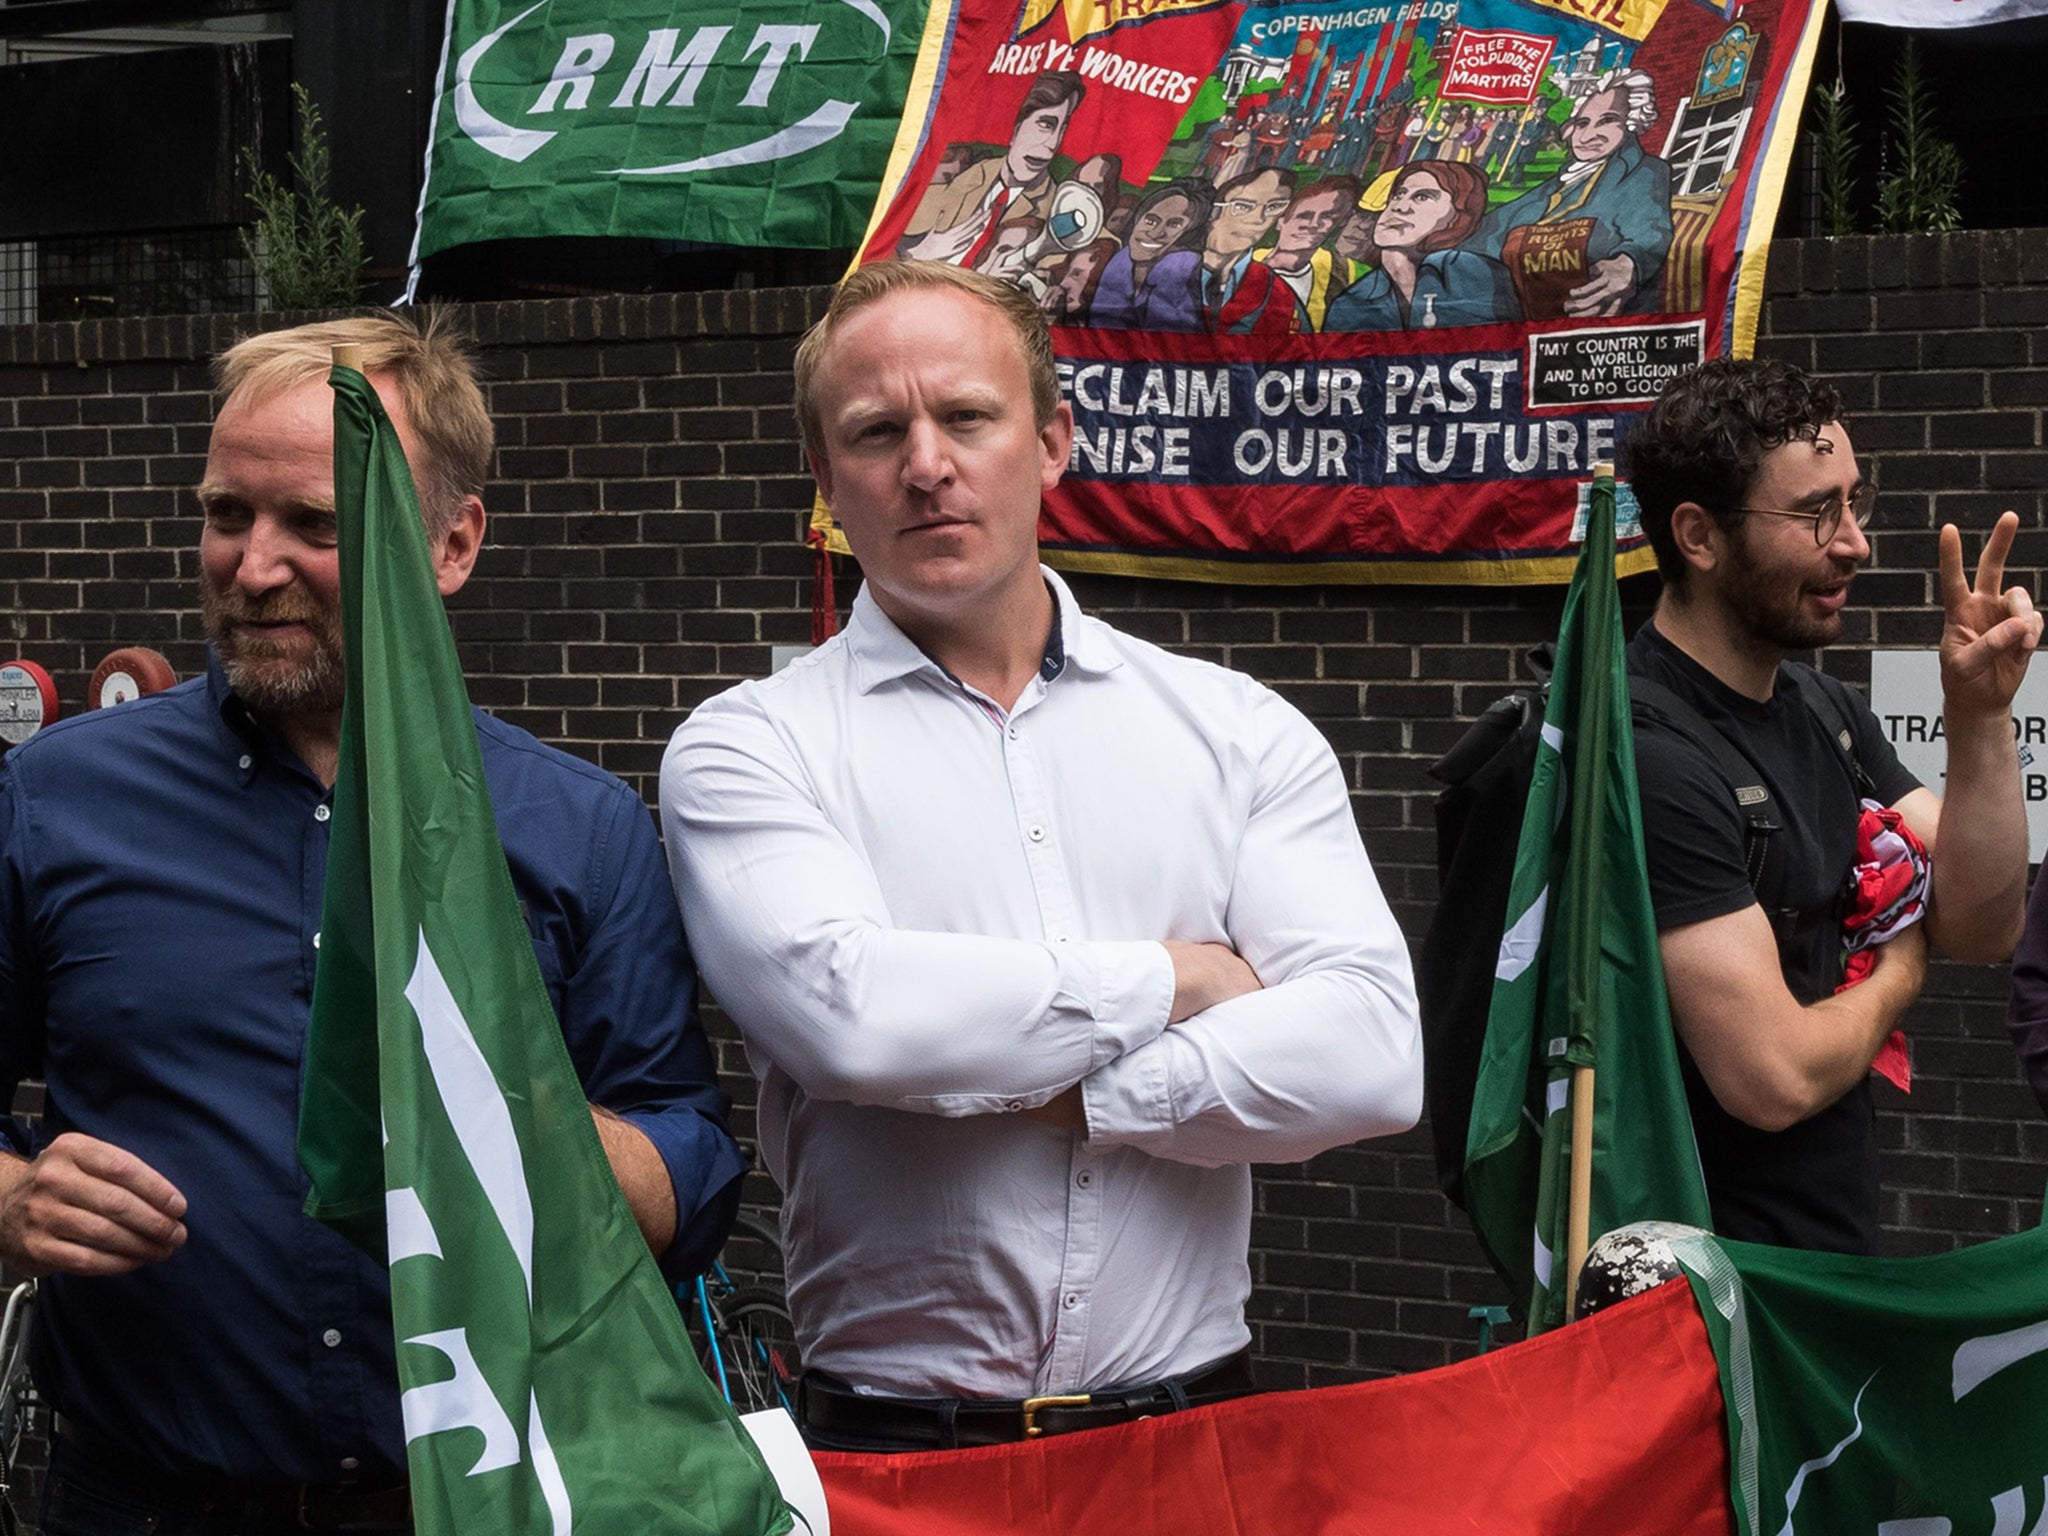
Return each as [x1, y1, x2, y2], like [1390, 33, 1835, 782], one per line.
[1026, 181, 1105, 266]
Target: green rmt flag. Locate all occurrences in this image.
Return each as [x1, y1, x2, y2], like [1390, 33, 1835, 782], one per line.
[412, 0, 927, 271]
[1675, 1223, 2048, 1536]
[300, 363, 791, 1536]
[1461, 472, 1713, 1334]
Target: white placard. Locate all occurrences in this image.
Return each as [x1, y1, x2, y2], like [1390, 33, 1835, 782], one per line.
[1869, 650, 2048, 863]
[740, 1407, 831, 1535]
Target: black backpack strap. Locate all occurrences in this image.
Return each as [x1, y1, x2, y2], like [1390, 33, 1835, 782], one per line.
[1628, 675, 1783, 892]
[1780, 665, 1877, 801]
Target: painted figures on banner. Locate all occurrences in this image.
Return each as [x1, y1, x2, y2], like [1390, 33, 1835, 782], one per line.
[857, 0, 1801, 579]
[894, 15, 1740, 337]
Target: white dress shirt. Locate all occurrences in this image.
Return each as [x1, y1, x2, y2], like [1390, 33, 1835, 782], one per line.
[661, 569, 1420, 1399]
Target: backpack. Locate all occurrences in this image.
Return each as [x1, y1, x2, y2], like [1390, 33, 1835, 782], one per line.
[1417, 645, 1869, 1209]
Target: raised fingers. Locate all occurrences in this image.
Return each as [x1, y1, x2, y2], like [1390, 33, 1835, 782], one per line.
[1974, 510, 2021, 596]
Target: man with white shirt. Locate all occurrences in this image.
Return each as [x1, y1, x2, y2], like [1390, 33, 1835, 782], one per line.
[660, 259, 1421, 1451]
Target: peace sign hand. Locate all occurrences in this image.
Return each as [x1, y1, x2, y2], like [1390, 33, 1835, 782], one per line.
[1938, 511, 2043, 719]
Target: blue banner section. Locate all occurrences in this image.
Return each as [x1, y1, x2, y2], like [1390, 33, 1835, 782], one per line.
[1057, 329, 1683, 488]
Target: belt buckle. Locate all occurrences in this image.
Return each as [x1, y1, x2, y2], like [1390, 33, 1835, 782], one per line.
[1020, 1393, 1091, 1440]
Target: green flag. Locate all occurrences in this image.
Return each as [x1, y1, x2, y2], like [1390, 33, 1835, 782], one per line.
[300, 363, 791, 1536]
[413, 0, 927, 263]
[1461, 472, 1713, 1334]
[1674, 1225, 2048, 1536]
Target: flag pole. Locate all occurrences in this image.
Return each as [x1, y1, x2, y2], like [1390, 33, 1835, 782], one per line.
[333, 344, 364, 372]
[1564, 460, 1616, 1321]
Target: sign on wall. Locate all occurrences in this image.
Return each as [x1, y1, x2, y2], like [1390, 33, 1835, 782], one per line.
[831, 0, 1829, 584]
[1871, 649, 2048, 863]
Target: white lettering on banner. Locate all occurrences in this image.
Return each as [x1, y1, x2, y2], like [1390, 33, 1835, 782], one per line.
[400, 1329, 524, 1475]
[1384, 418, 1614, 476]
[1071, 424, 1193, 476]
[986, 38, 1197, 101]
[1233, 429, 1348, 476]
[1253, 367, 1365, 418]
[531, 35, 615, 113]
[1871, 650, 2048, 862]
[741, 26, 820, 108]
[611, 27, 729, 110]
[1383, 359, 1520, 414]
[1059, 363, 1232, 418]
[455, 1, 891, 172]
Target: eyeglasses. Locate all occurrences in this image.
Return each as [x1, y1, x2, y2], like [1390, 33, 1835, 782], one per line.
[1225, 197, 1293, 219]
[1729, 484, 1877, 546]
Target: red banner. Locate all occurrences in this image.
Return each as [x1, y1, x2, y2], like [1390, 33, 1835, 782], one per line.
[841, 0, 1827, 584]
[816, 1281, 1733, 1534]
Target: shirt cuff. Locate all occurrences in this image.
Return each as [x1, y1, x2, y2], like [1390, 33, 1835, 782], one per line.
[617, 1106, 750, 1283]
[1058, 939, 1175, 1071]
[1080, 1033, 1177, 1150]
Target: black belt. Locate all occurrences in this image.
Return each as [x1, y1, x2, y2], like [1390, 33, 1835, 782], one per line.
[799, 1348, 1258, 1449]
[53, 1419, 412, 1533]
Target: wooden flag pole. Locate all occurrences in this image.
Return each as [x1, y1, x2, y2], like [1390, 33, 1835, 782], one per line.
[333, 343, 364, 372]
[1565, 1064, 1596, 1317]
[1564, 461, 1617, 1322]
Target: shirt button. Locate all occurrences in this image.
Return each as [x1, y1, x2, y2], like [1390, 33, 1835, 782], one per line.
[1062, 1292, 1081, 1310]
[238, 754, 252, 770]
[315, 804, 332, 823]
[1076, 1170, 1093, 1188]
[1027, 825, 1046, 843]
[312, 931, 322, 950]
[1007, 724, 1019, 740]
[1005, 1100, 1024, 1113]
[322, 1328, 343, 1348]
[339, 1458, 359, 1472]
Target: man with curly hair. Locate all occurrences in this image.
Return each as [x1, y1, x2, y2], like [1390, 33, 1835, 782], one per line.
[1623, 356, 2038, 1252]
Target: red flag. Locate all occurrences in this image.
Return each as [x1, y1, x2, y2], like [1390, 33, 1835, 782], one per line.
[817, 1281, 1732, 1534]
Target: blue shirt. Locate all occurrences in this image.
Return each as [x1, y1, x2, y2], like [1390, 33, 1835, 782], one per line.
[0, 653, 746, 1484]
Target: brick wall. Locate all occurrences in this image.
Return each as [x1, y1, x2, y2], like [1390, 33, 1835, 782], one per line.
[3, 234, 2046, 1400]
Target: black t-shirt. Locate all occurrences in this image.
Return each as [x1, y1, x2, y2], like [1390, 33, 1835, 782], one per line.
[1628, 622, 1920, 1254]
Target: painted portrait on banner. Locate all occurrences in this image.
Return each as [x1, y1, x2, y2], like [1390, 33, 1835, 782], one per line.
[843, 0, 1822, 583]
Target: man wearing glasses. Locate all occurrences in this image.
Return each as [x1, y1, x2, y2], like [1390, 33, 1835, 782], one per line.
[1622, 356, 2039, 1253]
[1140, 167, 1304, 334]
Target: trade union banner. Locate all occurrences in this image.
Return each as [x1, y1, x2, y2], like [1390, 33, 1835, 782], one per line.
[411, 0, 927, 271]
[836, 0, 1828, 583]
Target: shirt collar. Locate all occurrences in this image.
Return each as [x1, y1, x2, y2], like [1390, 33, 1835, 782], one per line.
[204, 646, 329, 789]
[844, 566, 1122, 696]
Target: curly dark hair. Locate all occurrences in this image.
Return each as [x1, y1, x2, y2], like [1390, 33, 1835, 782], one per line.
[1623, 357, 1844, 592]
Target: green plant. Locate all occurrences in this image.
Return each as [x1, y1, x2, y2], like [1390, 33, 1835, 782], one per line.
[1874, 38, 1962, 234]
[1813, 76, 1858, 237]
[240, 83, 367, 310]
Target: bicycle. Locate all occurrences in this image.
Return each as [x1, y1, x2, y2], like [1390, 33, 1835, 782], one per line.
[680, 1211, 801, 1416]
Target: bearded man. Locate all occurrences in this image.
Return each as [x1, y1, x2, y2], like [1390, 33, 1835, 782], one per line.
[1622, 357, 2038, 1253]
[0, 313, 743, 1534]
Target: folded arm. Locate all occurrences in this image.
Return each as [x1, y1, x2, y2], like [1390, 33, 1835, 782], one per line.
[1074, 690, 1423, 1168]
[660, 702, 1177, 1114]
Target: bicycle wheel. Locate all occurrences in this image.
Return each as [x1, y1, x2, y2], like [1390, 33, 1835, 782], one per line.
[704, 1287, 801, 1416]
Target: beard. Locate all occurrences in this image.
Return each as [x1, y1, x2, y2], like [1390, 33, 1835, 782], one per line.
[1718, 525, 1855, 655]
[201, 579, 346, 717]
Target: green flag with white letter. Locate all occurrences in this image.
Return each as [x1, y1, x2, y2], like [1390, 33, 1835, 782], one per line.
[1461, 473, 1714, 1334]
[300, 363, 791, 1536]
[413, 0, 927, 265]
[1675, 1224, 2048, 1536]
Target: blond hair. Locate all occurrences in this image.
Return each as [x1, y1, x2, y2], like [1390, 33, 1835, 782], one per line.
[793, 261, 1059, 460]
[213, 309, 492, 534]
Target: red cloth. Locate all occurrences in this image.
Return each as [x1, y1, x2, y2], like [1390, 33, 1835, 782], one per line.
[815, 1280, 1733, 1535]
[1835, 801, 1929, 1094]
